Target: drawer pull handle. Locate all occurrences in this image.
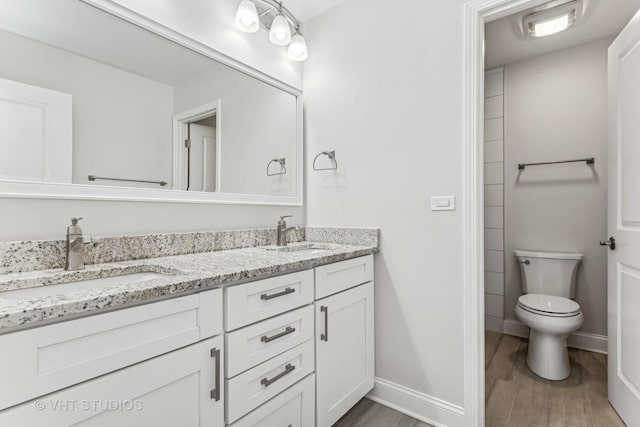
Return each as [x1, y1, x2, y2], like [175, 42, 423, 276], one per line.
[210, 347, 221, 401]
[321, 305, 329, 341]
[261, 326, 296, 343]
[261, 287, 295, 301]
[261, 363, 295, 387]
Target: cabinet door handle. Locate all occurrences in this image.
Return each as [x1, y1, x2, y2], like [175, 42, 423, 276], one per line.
[261, 363, 295, 387]
[261, 287, 295, 300]
[320, 305, 329, 342]
[210, 347, 221, 401]
[261, 326, 296, 343]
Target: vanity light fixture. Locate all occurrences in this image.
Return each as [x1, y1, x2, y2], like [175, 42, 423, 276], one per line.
[270, 12, 292, 45]
[235, 0, 260, 33]
[522, 0, 583, 38]
[288, 33, 308, 61]
[235, 0, 308, 61]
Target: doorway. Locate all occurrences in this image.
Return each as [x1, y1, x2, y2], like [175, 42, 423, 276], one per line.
[463, 1, 640, 426]
[172, 100, 222, 192]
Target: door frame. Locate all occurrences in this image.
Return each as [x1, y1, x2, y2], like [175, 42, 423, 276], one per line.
[462, 1, 550, 425]
[172, 100, 222, 191]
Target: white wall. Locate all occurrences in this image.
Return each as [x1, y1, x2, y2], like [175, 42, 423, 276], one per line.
[484, 68, 505, 333]
[504, 39, 610, 336]
[0, 0, 304, 241]
[110, 0, 303, 90]
[304, 0, 467, 417]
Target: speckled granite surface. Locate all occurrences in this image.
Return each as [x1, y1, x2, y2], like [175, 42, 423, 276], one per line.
[0, 241, 376, 333]
[0, 228, 306, 274]
[0, 226, 379, 274]
[305, 227, 378, 247]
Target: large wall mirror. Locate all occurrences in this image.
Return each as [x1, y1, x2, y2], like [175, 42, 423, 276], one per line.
[0, 0, 302, 205]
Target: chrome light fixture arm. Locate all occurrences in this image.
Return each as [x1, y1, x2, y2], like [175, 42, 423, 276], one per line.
[254, 0, 300, 33]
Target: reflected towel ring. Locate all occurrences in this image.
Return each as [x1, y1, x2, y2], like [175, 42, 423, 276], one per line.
[267, 158, 287, 176]
[313, 150, 338, 171]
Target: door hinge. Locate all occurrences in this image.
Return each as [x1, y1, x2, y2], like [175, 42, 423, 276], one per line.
[185, 139, 192, 149]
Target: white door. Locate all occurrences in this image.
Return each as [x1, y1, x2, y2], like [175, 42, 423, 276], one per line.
[0, 336, 225, 427]
[315, 282, 374, 427]
[607, 9, 640, 426]
[0, 77, 72, 183]
[188, 123, 216, 192]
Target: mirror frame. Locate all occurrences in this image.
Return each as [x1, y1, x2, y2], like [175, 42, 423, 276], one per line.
[0, 0, 303, 206]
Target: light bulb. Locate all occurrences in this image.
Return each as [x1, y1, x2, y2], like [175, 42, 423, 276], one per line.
[288, 33, 308, 61]
[235, 0, 259, 33]
[269, 14, 292, 46]
[533, 13, 570, 37]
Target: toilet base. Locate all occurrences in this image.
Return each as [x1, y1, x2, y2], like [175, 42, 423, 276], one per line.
[526, 329, 570, 380]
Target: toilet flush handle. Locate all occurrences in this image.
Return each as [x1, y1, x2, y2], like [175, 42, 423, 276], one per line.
[519, 260, 530, 265]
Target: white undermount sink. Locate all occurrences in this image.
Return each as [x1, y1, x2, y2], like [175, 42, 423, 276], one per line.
[0, 271, 170, 301]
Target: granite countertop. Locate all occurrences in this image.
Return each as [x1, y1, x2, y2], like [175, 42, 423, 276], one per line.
[0, 242, 375, 333]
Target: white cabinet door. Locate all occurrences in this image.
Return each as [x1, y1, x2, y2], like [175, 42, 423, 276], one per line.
[315, 282, 374, 427]
[0, 336, 225, 427]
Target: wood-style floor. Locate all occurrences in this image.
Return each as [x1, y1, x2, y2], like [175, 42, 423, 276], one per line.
[485, 331, 626, 427]
[334, 398, 433, 427]
[332, 332, 625, 426]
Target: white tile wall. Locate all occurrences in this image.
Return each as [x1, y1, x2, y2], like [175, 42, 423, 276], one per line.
[485, 249, 504, 273]
[485, 228, 504, 251]
[484, 68, 505, 331]
[485, 294, 504, 317]
[485, 272, 505, 295]
[485, 140, 504, 163]
[484, 118, 504, 142]
[484, 207, 504, 229]
[484, 95, 503, 119]
[485, 72, 504, 97]
[484, 184, 504, 207]
[484, 162, 504, 185]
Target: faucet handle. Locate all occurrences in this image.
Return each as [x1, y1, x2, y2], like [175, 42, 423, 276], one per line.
[71, 217, 83, 225]
[278, 215, 292, 227]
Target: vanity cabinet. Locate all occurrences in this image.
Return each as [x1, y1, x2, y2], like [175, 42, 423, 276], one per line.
[315, 255, 375, 427]
[0, 253, 375, 427]
[0, 335, 224, 426]
[0, 288, 225, 426]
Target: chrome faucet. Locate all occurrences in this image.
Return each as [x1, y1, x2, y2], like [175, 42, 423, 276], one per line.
[65, 217, 92, 271]
[276, 215, 299, 246]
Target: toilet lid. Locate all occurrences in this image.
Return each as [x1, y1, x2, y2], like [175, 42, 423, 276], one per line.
[518, 294, 581, 316]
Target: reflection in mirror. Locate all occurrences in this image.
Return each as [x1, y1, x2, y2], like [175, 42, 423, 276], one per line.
[0, 0, 299, 198]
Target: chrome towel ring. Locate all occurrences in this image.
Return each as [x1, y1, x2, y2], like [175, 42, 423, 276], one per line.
[267, 158, 287, 176]
[313, 150, 338, 171]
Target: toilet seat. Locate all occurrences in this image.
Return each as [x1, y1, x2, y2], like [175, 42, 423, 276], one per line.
[517, 294, 581, 318]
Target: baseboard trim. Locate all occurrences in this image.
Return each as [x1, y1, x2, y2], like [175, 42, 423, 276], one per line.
[502, 319, 608, 354]
[367, 377, 465, 427]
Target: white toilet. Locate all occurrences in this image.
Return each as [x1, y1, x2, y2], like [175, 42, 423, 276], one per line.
[514, 250, 584, 380]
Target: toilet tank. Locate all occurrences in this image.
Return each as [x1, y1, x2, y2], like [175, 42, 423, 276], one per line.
[514, 250, 583, 298]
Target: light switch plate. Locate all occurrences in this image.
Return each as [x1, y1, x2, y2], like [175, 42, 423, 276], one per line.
[431, 195, 455, 211]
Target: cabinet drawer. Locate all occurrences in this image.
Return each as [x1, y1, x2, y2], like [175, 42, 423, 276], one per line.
[226, 305, 313, 378]
[225, 270, 313, 331]
[226, 340, 314, 424]
[231, 374, 315, 427]
[315, 255, 374, 299]
[0, 288, 222, 411]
